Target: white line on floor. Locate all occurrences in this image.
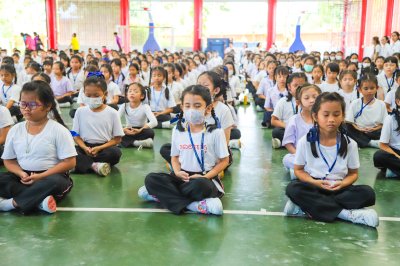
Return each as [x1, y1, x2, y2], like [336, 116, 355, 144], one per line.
[56, 207, 400, 222]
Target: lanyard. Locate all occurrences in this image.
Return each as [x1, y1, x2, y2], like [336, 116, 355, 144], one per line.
[354, 97, 374, 120]
[152, 88, 163, 112]
[71, 70, 81, 84]
[385, 75, 394, 92]
[318, 136, 340, 178]
[2, 84, 12, 100]
[115, 74, 123, 85]
[290, 98, 296, 114]
[187, 125, 205, 174]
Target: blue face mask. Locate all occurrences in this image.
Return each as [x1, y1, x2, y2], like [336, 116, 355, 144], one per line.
[304, 64, 313, 73]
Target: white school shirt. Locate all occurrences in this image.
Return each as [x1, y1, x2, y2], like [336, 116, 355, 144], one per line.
[373, 44, 381, 58]
[149, 86, 176, 112]
[338, 89, 359, 114]
[72, 106, 124, 144]
[380, 114, 400, 150]
[205, 101, 235, 129]
[1, 120, 77, 172]
[384, 90, 397, 110]
[50, 76, 74, 97]
[256, 77, 273, 97]
[294, 135, 360, 180]
[229, 75, 242, 95]
[320, 82, 340, 93]
[170, 126, 229, 173]
[141, 70, 150, 86]
[391, 40, 400, 54]
[118, 103, 157, 128]
[305, 73, 313, 83]
[169, 81, 184, 105]
[252, 70, 266, 83]
[264, 85, 288, 109]
[67, 70, 85, 91]
[123, 75, 144, 87]
[380, 43, 392, 58]
[282, 113, 313, 147]
[377, 73, 399, 97]
[0, 106, 14, 128]
[114, 73, 125, 94]
[272, 96, 297, 124]
[0, 82, 21, 106]
[346, 98, 387, 128]
[77, 81, 121, 105]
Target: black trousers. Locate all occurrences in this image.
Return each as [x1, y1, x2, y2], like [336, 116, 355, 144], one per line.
[9, 106, 22, 121]
[69, 108, 77, 118]
[230, 128, 241, 140]
[172, 104, 181, 114]
[255, 96, 265, 109]
[0, 145, 3, 165]
[121, 128, 155, 147]
[57, 96, 73, 104]
[272, 127, 285, 142]
[373, 148, 400, 176]
[262, 110, 273, 124]
[74, 143, 122, 173]
[0, 171, 73, 213]
[286, 180, 376, 222]
[346, 123, 381, 148]
[145, 172, 219, 214]
[155, 114, 171, 128]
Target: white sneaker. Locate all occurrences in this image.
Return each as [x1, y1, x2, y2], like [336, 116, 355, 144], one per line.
[161, 121, 172, 129]
[284, 199, 305, 216]
[58, 102, 71, 108]
[229, 139, 241, 149]
[272, 138, 281, 149]
[256, 105, 263, 112]
[138, 186, 159, 202]
[347, 209, 379, 228]
[134, 138, 154, 148]
[38, 196, 57, 214]
[188, 198, 223, 215]
[368, 140, 380, 149]
[289, 169, 297, 180]
[92, 162, 111, 176]
[386, 169, 398, 178]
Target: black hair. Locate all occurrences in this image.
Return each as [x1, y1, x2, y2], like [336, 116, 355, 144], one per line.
[0, 64, 17, 84]
[174, 63, 183, 78]
[28, 61, 42, 73]
[100, 63, 115, 82]
[66, 55, 83, 78]
[225, 61, 236, 76]
[124, 82, 150, 115]
[1, 56, 14, 66]
[111, 58, 125, 80]
[286, 72, 307, 103]
[198, 71, 227, 101]
[384, 56, 399, 67]
[359, 73, 378, 88]
[53, 61, 66, 76]
[59, 54, 70, 68]
[20, 81, 67, 128]
[274, 66, 290, 78]
[150, 66, 169, 100]
[42, 60, 53, 67]
[164, 63, 176, 81]
[392, 87, 400, 133]
[326, 62, 340, 74]
[32, 72, 51, 84]
[84, 64, 99, 74]
[338, 70, 357, 90]
[129, 63, 140, 72]
[310, 92, 349, 158]
[176, 85, 218, 133]
[83, 76, 107, 93]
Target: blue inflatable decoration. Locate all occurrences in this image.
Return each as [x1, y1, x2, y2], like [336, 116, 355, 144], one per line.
[143, 8, 161, 53]
[289, 16, 306, 53]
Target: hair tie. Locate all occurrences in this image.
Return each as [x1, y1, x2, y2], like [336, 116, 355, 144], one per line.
[87, 71, 105, 79]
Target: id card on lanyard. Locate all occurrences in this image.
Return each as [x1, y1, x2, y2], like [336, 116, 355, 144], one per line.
[2, 84, 12, 102]
[318, 136, 340, 180]
[354, 97, 374, 120]
[152, 88, 163, 112]
[385, 75, 394, 92]
[187, 125, 206, 174]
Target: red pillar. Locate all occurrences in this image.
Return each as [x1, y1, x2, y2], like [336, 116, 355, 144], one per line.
[358, 0, 367, 59]
[266, 0, 277, 51]
[45, 0, 57, 50]
[193, 0, 203, 51]
[120, 0, 130, 53]
[385, 0, 394, 36]
[341, 0, 349, 54]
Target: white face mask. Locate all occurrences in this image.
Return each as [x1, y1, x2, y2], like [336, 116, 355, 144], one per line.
[279, 59, 286, 64]
[336, 56, 342, 60]
[84, 96, 103, 109]
[184, 108, 206, 125]
[350, 59, 358, 63]
[362, 63, 370, 68]
[228, 70, 234, 77]
[330, 56, 335, 61]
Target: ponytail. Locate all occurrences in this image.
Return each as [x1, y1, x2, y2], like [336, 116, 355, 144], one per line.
[176, 110, 185, 132]
[206, 108, 219, 132]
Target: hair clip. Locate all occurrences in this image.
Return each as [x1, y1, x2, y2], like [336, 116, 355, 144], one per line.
[87, 71, 105, 79]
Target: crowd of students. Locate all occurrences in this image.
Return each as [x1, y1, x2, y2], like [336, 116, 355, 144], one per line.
[0, 34, 399, 228]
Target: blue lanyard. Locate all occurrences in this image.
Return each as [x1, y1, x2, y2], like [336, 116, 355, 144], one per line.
[71, 70, 81, 84]
[318, 136, 340, 178]
[187, 125, 205, 174]
[115, 74, 123, 85]
[385, 75, 394, 92]
[152, 88, 163, 112]
[2, 84, 12, 100]
[354, 98, 374, 120]
[290, 98, 296, 114]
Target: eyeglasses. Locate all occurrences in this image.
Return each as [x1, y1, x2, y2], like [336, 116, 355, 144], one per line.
[18, 101, 43, 110]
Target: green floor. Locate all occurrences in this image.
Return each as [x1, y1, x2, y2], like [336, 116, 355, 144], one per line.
[1, 104, 400, 266]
